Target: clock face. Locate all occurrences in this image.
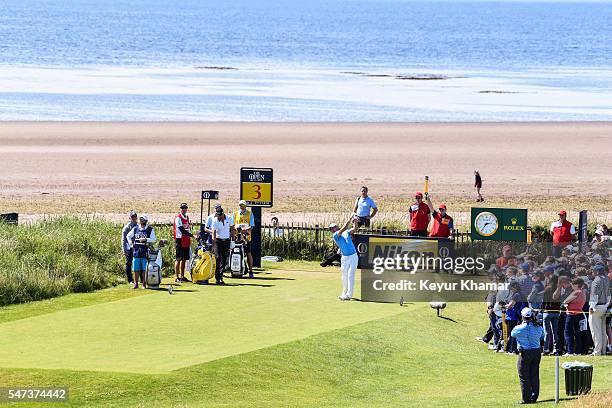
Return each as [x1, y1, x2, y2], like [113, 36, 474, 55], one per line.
[474, 211, 499, 237]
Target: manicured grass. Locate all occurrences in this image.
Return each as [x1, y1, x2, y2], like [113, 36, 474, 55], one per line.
[0, 261, 610, 407]
[0, 268, 401, 373]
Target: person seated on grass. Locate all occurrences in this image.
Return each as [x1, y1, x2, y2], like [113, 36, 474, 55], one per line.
[127, 214, 156, 289]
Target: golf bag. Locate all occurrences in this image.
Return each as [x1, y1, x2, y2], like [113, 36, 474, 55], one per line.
[230, 241, 247, 277]
[191, 240, 216, 284]
[146, 240, 166, 289]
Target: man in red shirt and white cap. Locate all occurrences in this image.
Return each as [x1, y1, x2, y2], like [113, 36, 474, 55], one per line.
[408, 192, 431, 237]
[550, 210, 576, 258]
[174, 202, 197, 283]
[425, 195, 454, 239]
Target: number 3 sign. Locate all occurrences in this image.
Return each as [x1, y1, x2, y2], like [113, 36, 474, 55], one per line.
[240, 168, 273, 207]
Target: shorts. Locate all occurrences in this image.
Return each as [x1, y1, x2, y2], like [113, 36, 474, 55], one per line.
[132, 257, 148, 273]
[355, 216, 370, 228]
[175, 239, 190, 260]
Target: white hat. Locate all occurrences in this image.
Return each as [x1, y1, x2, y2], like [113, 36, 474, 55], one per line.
[139, 214, 149, 222]
[328, 223, 338, 229]
[521, 307, 533, 318]
[239, 200, 247, 206]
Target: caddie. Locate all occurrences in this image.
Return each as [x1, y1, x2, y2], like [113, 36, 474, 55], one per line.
[233, 200, 255, 278]
[174, 202, 197, 283]
[126, 214, 157, 289]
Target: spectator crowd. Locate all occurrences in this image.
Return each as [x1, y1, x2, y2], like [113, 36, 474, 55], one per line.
[478, 233, 612, 357]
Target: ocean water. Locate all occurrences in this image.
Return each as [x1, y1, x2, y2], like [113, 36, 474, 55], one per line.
[1, 0, 611, 121]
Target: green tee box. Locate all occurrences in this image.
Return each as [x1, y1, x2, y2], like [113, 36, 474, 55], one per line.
[471, 208, 527, 242]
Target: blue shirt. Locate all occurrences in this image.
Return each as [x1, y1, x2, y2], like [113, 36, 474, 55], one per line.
[511, 322, 544, 350]
[333, 231, 357, 256]
[355, 196, 377, 217]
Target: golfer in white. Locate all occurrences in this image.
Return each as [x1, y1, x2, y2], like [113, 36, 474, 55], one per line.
[329, 217, 359, 301]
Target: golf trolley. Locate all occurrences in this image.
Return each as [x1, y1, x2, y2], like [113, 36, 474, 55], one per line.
[145, 239, 168, 289]
[229, 224, 250, 278]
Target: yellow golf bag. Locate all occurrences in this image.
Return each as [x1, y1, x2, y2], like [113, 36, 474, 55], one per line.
[191, 247, 216, 283]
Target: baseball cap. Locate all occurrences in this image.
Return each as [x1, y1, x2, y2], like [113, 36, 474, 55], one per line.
[593, 263, 605, 274]
[415, 192, 423, 198]
[438, 203, 447, 210]
[543, 265, 555, 274]
[521, 307, 533, 318]
[129, 210, 137, 217]
[139, 214, 149, 222]
[328, 223, 338, 229]
[214, 203, 221, 209]
[239, 200, 247, 206]
[558, 210, 567, 216]
[180, 203, 188, 209]
[520, 262, 530, 271]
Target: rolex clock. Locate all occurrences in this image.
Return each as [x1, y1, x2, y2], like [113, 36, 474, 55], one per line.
[474, 211, 499, 237]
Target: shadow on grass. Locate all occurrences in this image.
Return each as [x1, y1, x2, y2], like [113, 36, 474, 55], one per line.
[537, 397, 576, 403]
[437, 315, 458, 323]
[148, 287, 198, 293]
[222, 282, 275, 288]
[250, 276, 295, 281]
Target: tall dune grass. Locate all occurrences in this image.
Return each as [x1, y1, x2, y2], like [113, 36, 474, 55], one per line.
[0, 217, 175, 306]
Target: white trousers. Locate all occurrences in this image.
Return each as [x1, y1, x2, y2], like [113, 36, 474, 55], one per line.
[341, 253, 358, 298]
[589, 305, 609, 355]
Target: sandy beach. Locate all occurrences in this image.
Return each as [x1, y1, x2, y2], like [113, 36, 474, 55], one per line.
[1, 122, 611, 225]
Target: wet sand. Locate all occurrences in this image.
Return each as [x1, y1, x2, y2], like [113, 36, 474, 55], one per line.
[0, 122, 611, 222]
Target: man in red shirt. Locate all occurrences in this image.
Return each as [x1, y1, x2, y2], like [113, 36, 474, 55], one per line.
[550, 210, 576, 258]
[496, 245, 513, 268]
[562, 278, 586, 355]
[409, 192, 431, 237]
[425, 195, 454, 238]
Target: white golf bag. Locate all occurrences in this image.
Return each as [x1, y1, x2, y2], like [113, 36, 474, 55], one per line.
[146, 240, 166, 288]
[230, 241, 247, 278]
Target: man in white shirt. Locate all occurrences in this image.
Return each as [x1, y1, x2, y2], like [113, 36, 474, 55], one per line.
[204, 203, 222, 244]
[210, 206, 235, 285]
